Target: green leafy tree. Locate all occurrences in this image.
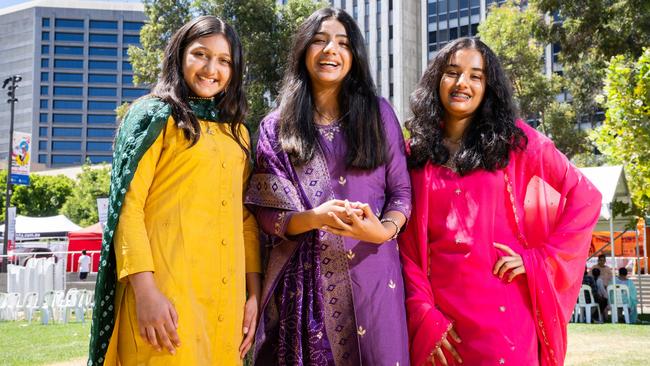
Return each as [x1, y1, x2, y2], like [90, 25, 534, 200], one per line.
[478, 1, 560, 121]
[532, 0, 650, 126]
[60, 163, 111, 226]
[0, 171, 74, 222]
[128, 0, 324, 135]
[591, 49, 650, 212]
[478, 1, 587, 157]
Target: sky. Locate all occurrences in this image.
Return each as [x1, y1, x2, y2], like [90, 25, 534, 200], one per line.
[0, 0, 143, 11]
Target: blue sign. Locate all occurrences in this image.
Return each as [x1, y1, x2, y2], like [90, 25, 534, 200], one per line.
[10, 174, 30, 185]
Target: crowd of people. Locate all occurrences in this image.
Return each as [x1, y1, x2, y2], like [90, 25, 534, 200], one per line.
[583, 254, 639, 323]
[86, 6, 606, 366]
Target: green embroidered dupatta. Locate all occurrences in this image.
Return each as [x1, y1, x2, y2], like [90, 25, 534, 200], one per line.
[87, 96, 223, 365]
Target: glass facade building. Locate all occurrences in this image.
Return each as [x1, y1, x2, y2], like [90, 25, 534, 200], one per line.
[0, 0, 146, 168]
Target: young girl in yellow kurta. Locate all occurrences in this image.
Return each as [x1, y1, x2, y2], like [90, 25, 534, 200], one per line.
[88, 16, 261, 366]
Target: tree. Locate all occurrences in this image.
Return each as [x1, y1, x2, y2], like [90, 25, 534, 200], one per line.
[478, 1, 587, 158]
[60, 163, 111, 226]
[592, 48, 650, 212]
[128, 0, 324, 135]
[532, 0, 650, 126]
[0, 170, 74, 222]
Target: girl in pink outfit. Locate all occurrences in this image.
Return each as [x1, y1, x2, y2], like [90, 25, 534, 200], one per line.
[399, 37, 602, 366]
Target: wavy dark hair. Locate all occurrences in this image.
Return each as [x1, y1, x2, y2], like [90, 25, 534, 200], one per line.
[406, 37, 527, 174]
[277, 7, 386, 169]
[152, 15, 249, 155]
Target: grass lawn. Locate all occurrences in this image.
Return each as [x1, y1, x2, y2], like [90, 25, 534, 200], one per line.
[1, 320, 649, 365]
[0, 321, 89, 366]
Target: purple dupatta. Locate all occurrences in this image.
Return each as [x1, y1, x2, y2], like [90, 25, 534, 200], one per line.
[245, 115, 361, 366]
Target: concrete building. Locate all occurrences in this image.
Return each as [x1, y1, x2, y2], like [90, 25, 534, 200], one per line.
[0, 0, 145, 169]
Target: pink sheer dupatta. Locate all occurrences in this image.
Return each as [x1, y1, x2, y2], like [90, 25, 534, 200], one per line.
[507, 122, 601, 366]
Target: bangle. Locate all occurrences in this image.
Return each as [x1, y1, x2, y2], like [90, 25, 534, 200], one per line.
[380, 217, 400, 241]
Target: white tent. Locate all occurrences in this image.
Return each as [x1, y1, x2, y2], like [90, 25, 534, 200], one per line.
[0, 215, 81, 240]
[579, 165, 633, 232]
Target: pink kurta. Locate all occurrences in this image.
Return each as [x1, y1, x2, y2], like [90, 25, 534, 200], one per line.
[400, 122, 602, 366]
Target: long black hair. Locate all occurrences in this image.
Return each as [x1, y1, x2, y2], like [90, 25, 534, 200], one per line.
[277, 7, 386, 169]
[152, 15, 249, 155]
[406, 37, 527, 175]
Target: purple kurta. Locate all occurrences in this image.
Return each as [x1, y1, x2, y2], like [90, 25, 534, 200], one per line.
[246, 98, 411, 366]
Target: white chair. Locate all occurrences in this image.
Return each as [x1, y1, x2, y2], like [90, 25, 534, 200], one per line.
[83, 289, 95, 320]
[39, 290, 56, 324]
[0, 293, 8, 320]
[2, 293, 21, 321]
[22, 292, 39, 322]
[576, 285, 602, 323]
[61, 288, 87, 323]
[607, 284, 631, 324]
[48, 290, 66, 323]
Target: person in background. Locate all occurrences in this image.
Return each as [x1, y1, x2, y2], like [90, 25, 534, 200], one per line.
[591, 268, 609, 317]
[78, 250, 91, 280]
[613, 267, 638, 323]
[591, 254, 613, 286]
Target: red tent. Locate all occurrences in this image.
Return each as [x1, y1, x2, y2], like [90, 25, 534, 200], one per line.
[67, 223, 102, 272]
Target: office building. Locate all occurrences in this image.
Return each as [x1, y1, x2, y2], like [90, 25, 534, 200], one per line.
[0, 0, 146, 169]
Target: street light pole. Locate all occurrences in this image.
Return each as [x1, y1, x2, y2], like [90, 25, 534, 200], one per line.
[1, 75, 21, 273]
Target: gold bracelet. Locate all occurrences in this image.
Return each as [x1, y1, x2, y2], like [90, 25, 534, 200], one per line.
[380, 217, 400, 240]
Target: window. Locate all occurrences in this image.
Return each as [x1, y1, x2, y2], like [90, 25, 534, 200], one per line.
[89, 87, 117, 97]
[41, 31, 49, 41]
[90, 20, 117, 29]
[89, 60, 117, 70]
[38, 154, 48, 164]
[88, 100, 117, 111]
[40, 86, 49, 96]
[39, 113, 48, 123]
[53, 86, 83, 96]
[87, 141, 113, 151]
[87, 128, 116, 138]
[55, 45, 83, 55]
[88, 74, 117, 83]
[52, 141, 82, 150]
[41, 58, 49, 68]
[40, 99, 48, 109]
[52, 155, 82, 164]
[123, 48, 129, 57]
[39, 127, 48, 137]
[89, 33, 117, 43]
[123, 21, 144, 31]
[53, 100, 83, 110]
[88, 155, 113, 163]
[89, 47, 117, 56]
[55, 19, 84, 28]
[41, 45, 50, 54]
[54, 73, 83, 82]
[122, 35, 140, 45]
[52, 128, 82, 137]
[42, 18, 50, 27]
[53, 114, 82, 123]
[450, 27, 458, 40]
[122, 61, 132, 71]
[54, 59, 83, 69]
[55, 32, 84, 42]
[39, 141, 48, 150]
[41, 72, 49, 82]
[122, 74, 134, 84]
[122, 88, 148, 98]
[87, 114, 116, 124]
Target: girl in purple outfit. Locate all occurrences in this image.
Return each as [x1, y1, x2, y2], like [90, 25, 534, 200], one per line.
[245, 7, 411, 366]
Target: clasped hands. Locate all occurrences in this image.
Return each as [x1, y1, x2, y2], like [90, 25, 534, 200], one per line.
[316, 199, 394, 244]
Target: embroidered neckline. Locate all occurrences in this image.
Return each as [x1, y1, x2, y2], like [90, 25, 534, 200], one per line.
[187, 97, 221, 122]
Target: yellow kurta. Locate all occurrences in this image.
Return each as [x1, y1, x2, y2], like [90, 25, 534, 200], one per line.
[104, 116, 261, 365]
